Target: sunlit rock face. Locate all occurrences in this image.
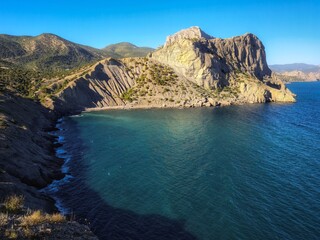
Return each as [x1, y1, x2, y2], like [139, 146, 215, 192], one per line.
[152, 26, 272, 89]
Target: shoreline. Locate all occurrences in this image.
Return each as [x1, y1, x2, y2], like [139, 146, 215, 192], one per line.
[42, 117, 74, 215]
[82, 100, 294, 113]
[83, 103, 216, 112]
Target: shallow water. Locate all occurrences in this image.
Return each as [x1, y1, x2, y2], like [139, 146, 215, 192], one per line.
[48, 82, 320, 240]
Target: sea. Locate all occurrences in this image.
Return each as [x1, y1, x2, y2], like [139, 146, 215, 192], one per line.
[45, 82, 320, 240]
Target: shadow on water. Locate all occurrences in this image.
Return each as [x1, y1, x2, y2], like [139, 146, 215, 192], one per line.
[70, 185, 197, 240]
[53, 117, 198, 240]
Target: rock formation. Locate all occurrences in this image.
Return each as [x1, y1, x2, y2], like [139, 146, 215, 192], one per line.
[152, 27, 271, 88]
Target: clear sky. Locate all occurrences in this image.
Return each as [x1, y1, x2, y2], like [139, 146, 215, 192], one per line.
[0, 0, 319, 65]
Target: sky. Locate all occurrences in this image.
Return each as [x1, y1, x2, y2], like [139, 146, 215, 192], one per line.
[0, 0, 319, 65]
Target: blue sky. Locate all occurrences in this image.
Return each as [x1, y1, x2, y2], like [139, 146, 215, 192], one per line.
[0, 0, 319, 64]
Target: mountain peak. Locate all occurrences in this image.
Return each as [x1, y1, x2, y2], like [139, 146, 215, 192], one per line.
[165, 26, 214, 46]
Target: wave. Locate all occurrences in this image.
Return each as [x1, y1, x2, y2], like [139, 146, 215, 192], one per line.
[42, 117, 74, 214]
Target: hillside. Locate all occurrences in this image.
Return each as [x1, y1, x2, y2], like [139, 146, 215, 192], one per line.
[0, 33, 105, 71]
[37, 27, 295, 114]
[270, 63, 320, 82]
[0, 34, 153, 73]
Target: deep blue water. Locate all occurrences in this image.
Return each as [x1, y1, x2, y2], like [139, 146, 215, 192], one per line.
[48, 82, 320, 240]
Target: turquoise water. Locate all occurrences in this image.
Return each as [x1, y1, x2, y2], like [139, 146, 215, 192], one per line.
[50, 82, 320, 239]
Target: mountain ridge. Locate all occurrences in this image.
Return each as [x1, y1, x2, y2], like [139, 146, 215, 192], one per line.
[0, 33, 154, 71]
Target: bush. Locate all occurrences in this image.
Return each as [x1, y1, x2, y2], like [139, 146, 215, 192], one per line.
[3, 195, 24, 213]
[121, 89, 134, 102]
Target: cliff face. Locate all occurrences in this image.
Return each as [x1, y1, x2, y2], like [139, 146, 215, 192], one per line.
[151, 27, 271, 88]
[45, 27, 295, 114]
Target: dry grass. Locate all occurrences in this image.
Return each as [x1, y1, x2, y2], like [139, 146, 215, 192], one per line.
[21, 210, 66, 226]
[0, 212, 8, 226]
[3, 195, 24, 213]
[21, 210, 44, 226]
[49, 213, 66, 223]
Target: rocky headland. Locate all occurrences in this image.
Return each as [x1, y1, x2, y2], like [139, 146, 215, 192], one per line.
[36, 27, 295, 115]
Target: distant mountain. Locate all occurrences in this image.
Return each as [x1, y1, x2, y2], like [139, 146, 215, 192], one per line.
[102, 42, 154, 58]
[269, 63, 320, 82]
[269, 63, 320, 73]
[0, 34, 154, 71]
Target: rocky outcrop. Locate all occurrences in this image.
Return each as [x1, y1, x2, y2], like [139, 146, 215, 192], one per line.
[237, 79, 295, 103]
[152, 27, 271, 88]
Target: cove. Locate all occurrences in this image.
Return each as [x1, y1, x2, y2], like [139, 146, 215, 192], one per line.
[48, 82, 320, 240]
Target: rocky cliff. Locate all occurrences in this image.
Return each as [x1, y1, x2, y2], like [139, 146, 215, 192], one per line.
[152, 26, 271, 88]
[43, 27, 294, 113]
[0, 93, 62, 211]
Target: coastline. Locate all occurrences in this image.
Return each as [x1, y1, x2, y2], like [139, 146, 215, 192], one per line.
[42, 117, 74, 215]
[0, 84, 299, 238]
[0, 91, 297, 211]
[82, 100, 290, 113]
[83, 101, 234, 112]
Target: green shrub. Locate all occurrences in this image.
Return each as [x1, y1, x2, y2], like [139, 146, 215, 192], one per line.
[121, 89, 134, 102]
